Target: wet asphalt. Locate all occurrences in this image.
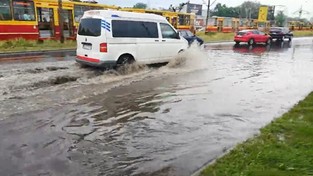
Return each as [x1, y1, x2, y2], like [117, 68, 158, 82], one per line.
[1, 38, 313, 176]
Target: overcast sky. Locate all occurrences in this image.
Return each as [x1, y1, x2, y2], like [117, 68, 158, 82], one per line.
[98, 0, 312, 18]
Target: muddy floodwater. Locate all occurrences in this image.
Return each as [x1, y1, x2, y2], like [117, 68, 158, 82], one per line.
[1, 39, 313, 176]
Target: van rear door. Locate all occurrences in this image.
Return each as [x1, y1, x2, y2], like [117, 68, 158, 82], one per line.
[77, 18, 107, 62]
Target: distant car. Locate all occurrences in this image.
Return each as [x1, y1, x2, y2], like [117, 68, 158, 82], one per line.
[178, 29, 204, 46]
[269, 27, 293, 42]
[234, 30, 271, 45]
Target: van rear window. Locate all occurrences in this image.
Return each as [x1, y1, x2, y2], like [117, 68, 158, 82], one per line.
[112, 20, 158, 38]
[78, 18, 101, 36]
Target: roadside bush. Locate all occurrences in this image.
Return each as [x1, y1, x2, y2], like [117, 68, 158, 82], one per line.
[0, 38, 76, 52]
[0, 38, 35, 49]
[13, 38, 35, 47]
[1, 40, 14, 48]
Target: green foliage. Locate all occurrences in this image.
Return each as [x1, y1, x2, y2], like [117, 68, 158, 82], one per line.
[1, 40, 14, 48]
[133, 2, 147, 9]
[197, 32, 235, 42]
[212, 1, 261, 19]
[211, 1, 276, 20]
[212, 3, 239, 17]
[293, 31, 313, 37]
[200, 92, 313, 176]
[0, 38, 34, 49]
[275, 11, 286, 27]
[0, 38, 76, 52]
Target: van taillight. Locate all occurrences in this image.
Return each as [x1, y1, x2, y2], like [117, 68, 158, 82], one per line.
[100, 43, 107, 52]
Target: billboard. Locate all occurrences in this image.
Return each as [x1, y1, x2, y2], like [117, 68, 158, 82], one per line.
[258, 6, 268, 22]
[187, 3, 202, 16]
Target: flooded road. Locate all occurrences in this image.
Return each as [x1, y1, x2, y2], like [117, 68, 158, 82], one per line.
[1, 38, 313, 176]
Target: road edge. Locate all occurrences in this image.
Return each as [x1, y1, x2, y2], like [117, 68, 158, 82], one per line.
[0, 48, 76, 59]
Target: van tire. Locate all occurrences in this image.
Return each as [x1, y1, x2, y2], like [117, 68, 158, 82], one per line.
[117, 54, 135, 67]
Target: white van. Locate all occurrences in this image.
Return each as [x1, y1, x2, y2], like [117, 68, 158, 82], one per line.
[76, 10, 188, 67]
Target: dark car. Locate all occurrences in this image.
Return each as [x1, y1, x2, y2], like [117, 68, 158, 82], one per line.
[178, 29, 204, 46]
[269, 27, 293, 42]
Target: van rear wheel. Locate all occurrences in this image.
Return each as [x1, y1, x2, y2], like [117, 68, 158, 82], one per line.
[116, 54, 135, 67]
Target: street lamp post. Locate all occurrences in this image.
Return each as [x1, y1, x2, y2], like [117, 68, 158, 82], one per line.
[205, 0, 210, 28]
[58, 0, 64, 43]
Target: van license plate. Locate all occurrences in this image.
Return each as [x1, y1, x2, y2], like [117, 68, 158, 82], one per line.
[83, 44, 92, 50]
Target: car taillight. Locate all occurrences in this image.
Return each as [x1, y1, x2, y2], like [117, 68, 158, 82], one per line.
[100, 43, 107, 53]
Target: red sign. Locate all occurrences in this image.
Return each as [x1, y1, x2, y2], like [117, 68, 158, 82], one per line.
[13, 1, 31, 6]
[195, 19, 204, 27]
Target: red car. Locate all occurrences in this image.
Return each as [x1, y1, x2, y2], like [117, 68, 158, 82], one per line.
[234, 30, 271, 45]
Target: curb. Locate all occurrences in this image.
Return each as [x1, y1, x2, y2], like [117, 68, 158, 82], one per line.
[204, 40, 233, 43]
[0, 48, 76, 59]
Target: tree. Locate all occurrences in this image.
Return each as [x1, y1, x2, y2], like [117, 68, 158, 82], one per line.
[211, 3, 239, 17]
[237, 1, 260, 19]
[275, 11, 286, 27]
[133, 2, 147, 9]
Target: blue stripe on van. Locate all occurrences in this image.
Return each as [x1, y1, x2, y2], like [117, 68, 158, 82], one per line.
[101, 21, 110, 26]
[101, 19, 111, 32]
[101, 23, 110, 29]
[101, 24, 110, 29]
[101, 25, 110, 30]
[101, 25, 111, 32]
[101, 20, 110, 26]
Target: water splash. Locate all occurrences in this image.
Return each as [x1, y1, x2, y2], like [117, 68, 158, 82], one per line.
[166, 43, 208, 70]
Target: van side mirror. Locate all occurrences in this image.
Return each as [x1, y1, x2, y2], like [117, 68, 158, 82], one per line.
[175, 32, 180, 39]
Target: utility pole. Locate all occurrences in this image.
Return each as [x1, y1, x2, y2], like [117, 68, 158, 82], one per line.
[58, 0, 64, 43]
[205, 0, 210, 27]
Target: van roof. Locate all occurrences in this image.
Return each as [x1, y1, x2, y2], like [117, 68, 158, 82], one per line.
[82, 9, 167, 22]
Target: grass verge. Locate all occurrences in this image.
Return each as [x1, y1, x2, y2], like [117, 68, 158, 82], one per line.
[198, 30, 313, 43]
[197, 32, 234, 43]
[293, 30, 313, 37]
[0, 38, 76, 53]
[200, 92, 313, 176]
